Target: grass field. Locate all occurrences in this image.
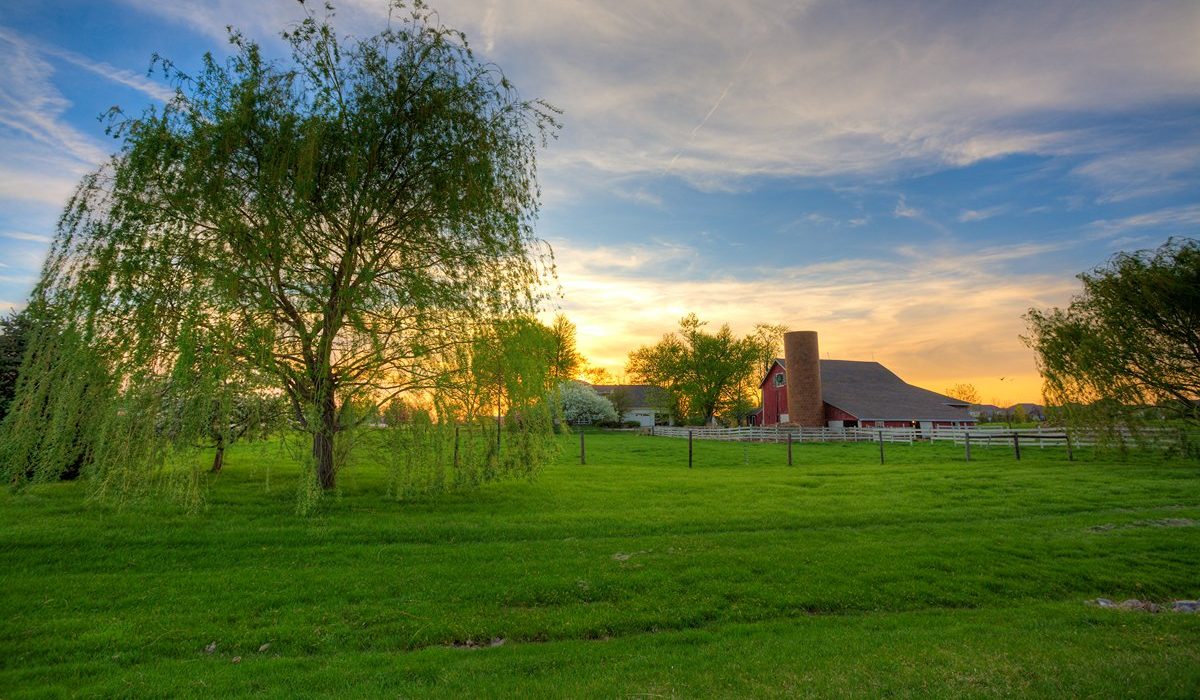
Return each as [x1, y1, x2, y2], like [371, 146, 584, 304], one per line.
[2, 431, 1199, 698]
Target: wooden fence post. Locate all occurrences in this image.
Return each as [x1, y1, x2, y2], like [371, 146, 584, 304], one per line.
[878, 430, 885, 465]
[688, 430, 693, 469]
[1065, 433, 1074, 462]
[787, 432, 793, 466]
[964, 431, 971, 462]
[1012, 433, 1021, 460]
[580, 431, 586, 465]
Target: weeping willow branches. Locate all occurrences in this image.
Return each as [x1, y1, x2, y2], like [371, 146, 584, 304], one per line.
[0, 1, 561, 503]
[1024, 237, 1200, 450]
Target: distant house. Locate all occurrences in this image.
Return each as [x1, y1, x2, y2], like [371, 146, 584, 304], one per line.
[970, 403, 1045, 422]
[969, 403, 1005, 420]
[751, 331, 975, 431]
[591, 384, 663, 427]
[1007, 403, 1046, 421]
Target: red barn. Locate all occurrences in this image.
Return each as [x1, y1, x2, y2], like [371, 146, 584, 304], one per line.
[752, 331, 975, 431]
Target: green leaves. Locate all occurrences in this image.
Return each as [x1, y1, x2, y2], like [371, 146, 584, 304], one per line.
[1024, 237, 1200, 439]
[627, 314, 783, 426]
[3, 1, 559, 503]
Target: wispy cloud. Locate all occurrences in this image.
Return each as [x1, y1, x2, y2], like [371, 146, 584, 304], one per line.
[893, 195, 920, 219]
[546, 238, 699, 276]
[117, 0, 1200, 195]
[1, 230, 52, 243]
[110, 0, 1200, 209]
[0, 29, 108, 166]
[1072, 144, 1200, 204]
[1088, 204, 1200, 235]
[37, 45, 174, 103]
[611, 185, 664, 209]
[957, 206, 1006, 223]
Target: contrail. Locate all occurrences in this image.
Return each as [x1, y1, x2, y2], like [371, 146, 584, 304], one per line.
[667, 47, 755, 172]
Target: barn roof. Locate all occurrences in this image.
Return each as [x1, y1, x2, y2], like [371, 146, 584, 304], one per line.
[819, 360, 971, 421]
[766, 358, 972, 421]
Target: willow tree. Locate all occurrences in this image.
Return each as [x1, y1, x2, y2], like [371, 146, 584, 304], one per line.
[372, 315, 558, 499]
[1024, 237, 1200, 440]
[1, 2, 559, 493]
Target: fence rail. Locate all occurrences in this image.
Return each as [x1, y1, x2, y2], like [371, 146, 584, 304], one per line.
[643, 425, 916, 444]
[642, 424, 1195, 449]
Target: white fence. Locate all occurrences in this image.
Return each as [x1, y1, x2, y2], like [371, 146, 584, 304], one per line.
[644, 425, 916, 444]
[642, 425, 1194, 450]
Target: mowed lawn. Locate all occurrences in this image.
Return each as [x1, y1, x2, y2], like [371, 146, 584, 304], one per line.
[2, 431, 1199, 698]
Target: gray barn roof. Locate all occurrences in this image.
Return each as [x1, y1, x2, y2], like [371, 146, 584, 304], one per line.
[769, 358, 972, 422]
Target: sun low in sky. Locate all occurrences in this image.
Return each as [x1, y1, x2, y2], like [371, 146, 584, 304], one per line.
[1, 0, 1197, 405]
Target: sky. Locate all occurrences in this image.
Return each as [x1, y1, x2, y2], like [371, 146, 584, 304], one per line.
[1, 0, 1197, 406]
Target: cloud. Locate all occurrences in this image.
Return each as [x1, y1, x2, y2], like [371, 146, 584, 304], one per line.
[0, 30, 109, 167]
[0, 24, 179, 302]
[893, 195, 920, 219]
[1088, 204, 1200, 235]
[32, 42, 175, 103]
[113, 0, 1200, 195]
[547, 238, 698, 276]
[957, 206, 1006, 223]
[1071, 143, 1200, 203]
[611, 185, 664, 208]
[1, 231, 52, 243]
[114, 0, 309, 44]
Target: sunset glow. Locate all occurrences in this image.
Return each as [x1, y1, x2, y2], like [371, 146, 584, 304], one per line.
[3, 1, 1198, 407]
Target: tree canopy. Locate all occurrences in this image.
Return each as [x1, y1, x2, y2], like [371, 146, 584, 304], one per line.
[944, 383, 980, 406]
[0, 1, 561, 500]
[1024, 237, 1200, 434]
[627, 314, 783, 426]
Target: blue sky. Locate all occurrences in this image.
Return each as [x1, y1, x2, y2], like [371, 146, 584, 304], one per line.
[1, 0, 1197, 403]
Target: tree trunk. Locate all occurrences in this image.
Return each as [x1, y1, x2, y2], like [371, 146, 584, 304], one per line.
[312, 386, 337, 490]
[210, 438, 226, 474]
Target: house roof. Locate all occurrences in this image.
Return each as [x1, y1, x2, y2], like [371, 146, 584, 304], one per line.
[765, 358, 973, 421]
[591, 384, 661, 408]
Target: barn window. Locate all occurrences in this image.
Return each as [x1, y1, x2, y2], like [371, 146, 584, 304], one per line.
[773, 372, 786, 387]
